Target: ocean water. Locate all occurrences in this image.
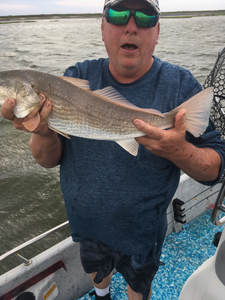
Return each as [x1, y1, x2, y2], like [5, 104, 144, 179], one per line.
[0, 15, 225, 275]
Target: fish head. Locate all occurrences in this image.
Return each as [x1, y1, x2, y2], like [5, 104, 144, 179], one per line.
[14, 80, 41, 118]
[0, 76, 41, 119]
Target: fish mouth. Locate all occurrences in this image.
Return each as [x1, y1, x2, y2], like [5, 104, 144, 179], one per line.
[122, 43, 138, 51]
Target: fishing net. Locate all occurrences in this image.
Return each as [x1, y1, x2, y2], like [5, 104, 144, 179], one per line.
[203, 47, 225, 182]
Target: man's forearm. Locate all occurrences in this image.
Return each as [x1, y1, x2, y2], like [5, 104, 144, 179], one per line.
[134, 112, 222, 183]
[170, 141, 221, 182]
[30, 130, 62, 168]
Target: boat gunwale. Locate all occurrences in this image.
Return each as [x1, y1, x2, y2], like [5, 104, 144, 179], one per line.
[0, 221, 69, 262]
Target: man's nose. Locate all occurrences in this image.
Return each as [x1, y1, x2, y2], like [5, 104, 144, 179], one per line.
[124, 15, 138, 33]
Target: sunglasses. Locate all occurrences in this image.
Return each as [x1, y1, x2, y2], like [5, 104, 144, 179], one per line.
[104, 6, 159, 28]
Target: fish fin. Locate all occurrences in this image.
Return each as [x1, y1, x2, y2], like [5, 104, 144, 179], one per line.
[58, 76, 90, 90]
[116, 139, 139, 156]
[22, 113, 40, 131]
[93, 86, 138, 108]
[93, 86, 164, 117]
[48, 125, 71, 139]
[168, 87, 214, 137]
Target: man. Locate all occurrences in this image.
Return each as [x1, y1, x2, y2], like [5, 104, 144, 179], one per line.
[1, 0, 225, 299]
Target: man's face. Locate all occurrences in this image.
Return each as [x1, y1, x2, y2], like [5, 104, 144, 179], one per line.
[101, 0, 160, 83]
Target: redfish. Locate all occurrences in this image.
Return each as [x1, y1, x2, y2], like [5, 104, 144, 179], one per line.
[0, 70, 213, 155]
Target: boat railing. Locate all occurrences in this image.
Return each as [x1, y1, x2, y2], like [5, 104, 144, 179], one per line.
[0, 221, 69, 265]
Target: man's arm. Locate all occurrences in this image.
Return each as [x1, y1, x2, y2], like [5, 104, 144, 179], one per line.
[134, 109, 222, 182]
[1, 97, 62, 168]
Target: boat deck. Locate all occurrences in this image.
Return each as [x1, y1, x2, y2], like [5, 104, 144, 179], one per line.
[78, 210, 224, 300]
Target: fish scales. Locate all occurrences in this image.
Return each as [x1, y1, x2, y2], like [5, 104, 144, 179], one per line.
[50, 91, 165, 140]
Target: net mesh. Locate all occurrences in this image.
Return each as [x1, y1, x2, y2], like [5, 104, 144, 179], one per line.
[203, 47, 225, 182]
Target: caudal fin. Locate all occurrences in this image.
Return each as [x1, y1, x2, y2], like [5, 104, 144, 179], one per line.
[173, 88, 214, 137]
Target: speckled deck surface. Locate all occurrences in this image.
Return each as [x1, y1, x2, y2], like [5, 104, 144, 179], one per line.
[78, 210, 224, 300]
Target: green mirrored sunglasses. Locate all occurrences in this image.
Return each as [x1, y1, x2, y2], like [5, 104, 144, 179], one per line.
[104, 6, 159, 28]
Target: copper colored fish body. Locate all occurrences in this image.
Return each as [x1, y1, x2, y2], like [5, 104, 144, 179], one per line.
[0, 70, 213, 155]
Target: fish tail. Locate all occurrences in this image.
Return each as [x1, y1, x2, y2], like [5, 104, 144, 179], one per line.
[172, 87, 214, 137]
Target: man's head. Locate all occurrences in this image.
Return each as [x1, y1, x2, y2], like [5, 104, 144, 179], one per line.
[101, 0, 160, 83]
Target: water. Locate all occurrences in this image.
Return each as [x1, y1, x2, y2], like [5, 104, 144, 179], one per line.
[0, 15, 225, 275]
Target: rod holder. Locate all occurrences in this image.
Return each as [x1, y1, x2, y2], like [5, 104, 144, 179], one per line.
[173, 198, 186, 224]
[13, 253, 32, 266]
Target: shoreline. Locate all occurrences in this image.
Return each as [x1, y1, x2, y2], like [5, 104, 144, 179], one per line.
[0, 10, 225, 23]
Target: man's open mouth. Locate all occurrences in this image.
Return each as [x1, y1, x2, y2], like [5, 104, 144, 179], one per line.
[122, 44, 138, 51]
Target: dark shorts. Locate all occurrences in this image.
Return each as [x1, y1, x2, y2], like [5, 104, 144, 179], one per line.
[80, 239, 159, 296]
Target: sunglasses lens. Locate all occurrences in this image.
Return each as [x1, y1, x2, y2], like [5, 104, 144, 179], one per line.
[136, 11, 157, 27]
[108, 8, 130, 25]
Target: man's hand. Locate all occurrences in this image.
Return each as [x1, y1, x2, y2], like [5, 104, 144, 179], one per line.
[1, 95, 62, 168]
[134, 109, 187, 161]
[1, 95, 52, 137]
[133, 109, 221, 182]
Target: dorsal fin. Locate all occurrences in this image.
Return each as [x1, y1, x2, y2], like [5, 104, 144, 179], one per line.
[93, 86, 139, 108]
[58, 76, 90, 90]
[93, 86, 164, 117]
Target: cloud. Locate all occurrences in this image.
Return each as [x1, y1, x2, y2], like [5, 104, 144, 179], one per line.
[1, 0, 224, 16]
[53, 1, 101, 9]
[54, 1, 79, 6]
[0, 3, 35, 12]
[160, 0, 225, 12]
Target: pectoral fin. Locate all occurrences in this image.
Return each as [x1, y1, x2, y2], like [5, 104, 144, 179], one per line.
[116, 139, 139, 156]
[22, 113, 40, 132]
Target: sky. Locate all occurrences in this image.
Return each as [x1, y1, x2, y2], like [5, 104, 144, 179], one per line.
[0, 0, 225, 16]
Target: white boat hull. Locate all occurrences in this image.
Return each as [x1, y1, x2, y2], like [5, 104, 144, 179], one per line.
[0, 237, 92, 300]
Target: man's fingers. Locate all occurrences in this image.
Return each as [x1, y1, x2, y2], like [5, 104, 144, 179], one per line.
[1, 94, 52, 134]
[1, 98, 16, 120]
[22, 96, 46, 123]
[40, 101, 52, 121]
[1, 94, 46, 122]
[174, 109, 186, 132]
[134, 109, 186, 139]
[133, 119, 163, 140]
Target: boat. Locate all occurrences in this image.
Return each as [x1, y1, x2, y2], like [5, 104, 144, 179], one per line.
[179, 182, 225, 300]
[0, 48, 225, 300]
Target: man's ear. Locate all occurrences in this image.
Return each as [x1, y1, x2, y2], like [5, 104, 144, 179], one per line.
[101, 18, 105, 42]
[156, 22, 160, 45]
